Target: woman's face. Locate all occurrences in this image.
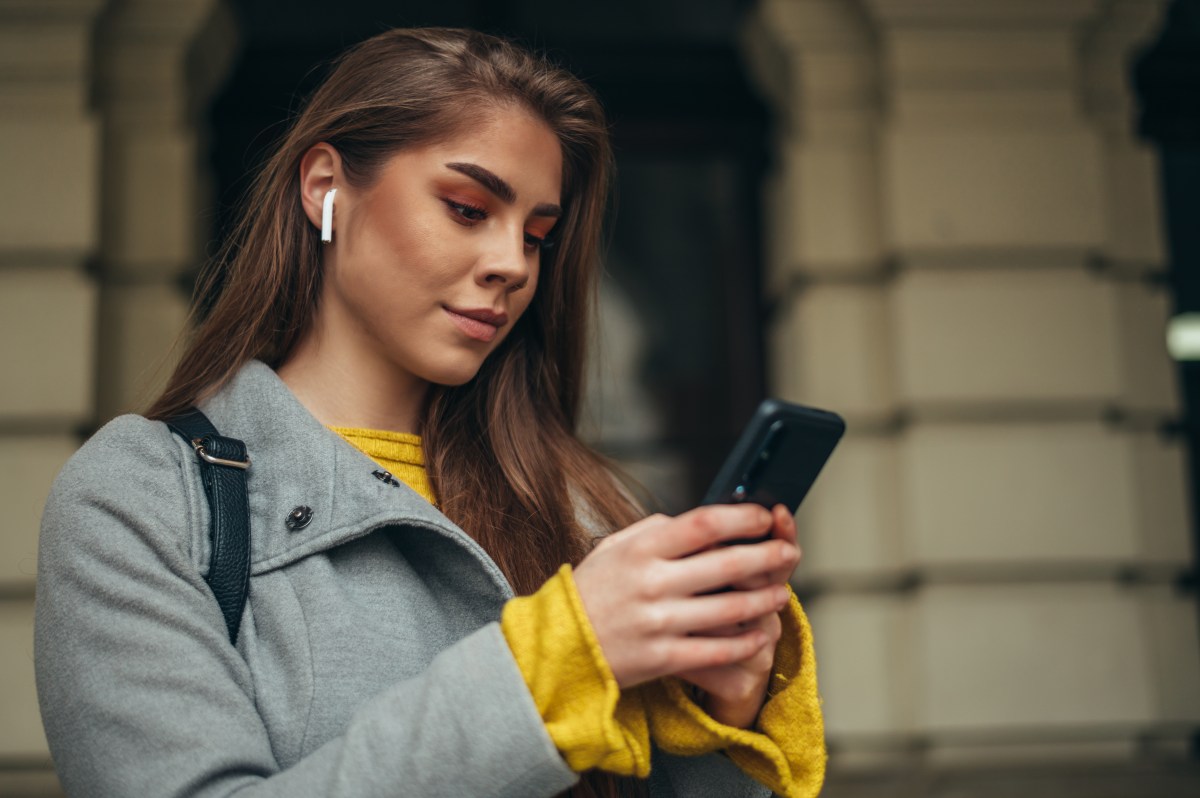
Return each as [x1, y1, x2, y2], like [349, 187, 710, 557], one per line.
[317, 105, 563, 394]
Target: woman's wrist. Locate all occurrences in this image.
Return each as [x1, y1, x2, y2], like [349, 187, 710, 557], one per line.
[699, 679, 770, 730]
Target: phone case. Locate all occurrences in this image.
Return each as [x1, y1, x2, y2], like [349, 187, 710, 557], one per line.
[701, 399, 845, 514]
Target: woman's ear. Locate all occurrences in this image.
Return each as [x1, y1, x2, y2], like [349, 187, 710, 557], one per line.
[299, 143, 342, 236]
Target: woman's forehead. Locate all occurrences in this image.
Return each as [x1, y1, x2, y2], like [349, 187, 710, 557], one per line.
[385, 107, 563, 204]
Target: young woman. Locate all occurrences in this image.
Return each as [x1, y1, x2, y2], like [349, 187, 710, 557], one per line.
[35, 28, 824, 798]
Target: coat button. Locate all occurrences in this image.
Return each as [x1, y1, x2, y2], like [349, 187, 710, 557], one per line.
[372, 469, 400, 487]
[286, 505, 313, 531]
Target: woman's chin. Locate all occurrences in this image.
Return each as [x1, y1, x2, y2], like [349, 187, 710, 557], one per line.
[407, 335, 513, 389]
[421, 361, 487, 388]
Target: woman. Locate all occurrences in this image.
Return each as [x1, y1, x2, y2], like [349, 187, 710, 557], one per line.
[35, 28, 824, 798]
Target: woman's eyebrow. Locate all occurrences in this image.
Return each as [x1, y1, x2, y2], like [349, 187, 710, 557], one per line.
[444, 161, 562, 218]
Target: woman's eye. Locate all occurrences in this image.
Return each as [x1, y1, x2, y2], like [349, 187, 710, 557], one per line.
[444, 199, 487, 223]
[524, 233, 546, 253]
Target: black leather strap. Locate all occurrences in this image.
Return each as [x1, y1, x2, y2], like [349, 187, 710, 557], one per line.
[166, 408, 251, 645]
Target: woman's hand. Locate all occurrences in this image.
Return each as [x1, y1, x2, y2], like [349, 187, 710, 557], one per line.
[676, 504, 800, 729]
[572, 504, 799, 693]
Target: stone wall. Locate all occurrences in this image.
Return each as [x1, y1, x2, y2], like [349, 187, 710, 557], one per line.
[742, 0, 1200, 792]
[0, 1, 234, 794]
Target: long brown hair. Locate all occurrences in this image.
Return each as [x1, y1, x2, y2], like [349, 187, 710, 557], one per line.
[148, 27, 646, 798]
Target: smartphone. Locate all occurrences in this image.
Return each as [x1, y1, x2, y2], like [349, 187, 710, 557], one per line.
[701, 399, 845, 526]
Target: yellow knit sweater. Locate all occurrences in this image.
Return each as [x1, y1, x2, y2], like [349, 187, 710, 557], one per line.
[333, 427, 826, 798]
[330, 427, 437, 504]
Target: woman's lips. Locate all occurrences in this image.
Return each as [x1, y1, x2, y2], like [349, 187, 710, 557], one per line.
[444, 306, 507, 343]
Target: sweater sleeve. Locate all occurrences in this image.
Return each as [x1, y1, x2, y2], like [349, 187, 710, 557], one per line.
[501, 564, 652, 776]
[501, 565, 825, 798]
[641, 590, 827, 798]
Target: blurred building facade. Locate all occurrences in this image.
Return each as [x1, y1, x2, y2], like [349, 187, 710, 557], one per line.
[745, 1, 1200, 795]
[1, 0, 1197, 796]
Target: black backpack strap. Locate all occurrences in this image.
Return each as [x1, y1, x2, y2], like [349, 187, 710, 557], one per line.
[165, 408, 251, 645]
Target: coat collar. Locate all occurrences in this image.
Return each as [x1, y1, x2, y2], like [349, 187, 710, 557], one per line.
[197, 360, 511, 594]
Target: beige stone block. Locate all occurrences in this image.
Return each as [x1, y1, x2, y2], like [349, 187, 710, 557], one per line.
[0, 22, 90, 114]
[1081, 1, 1169, 134]
[1101, 139, 1166, 265]
[0, 16, 91, 76]
[0, 770, 63, 798]
[742, 0, 877, 115]
[772, 283, 895, 423]
[796, 434, 904, 578]
[0, 120, 98, 253]
[0, 83, 89, 118]
[1128, 432, 1192, 565]
[751, 0, 874, 52]
[866, 0, 1102, 27]
[96, 283, 190, 419]
[98, 3, 224, 123]
[0, 599, 49, 757]
[0, 269, 96, 422]
[790, 51, 879, 116]
[1138, 586, 1200, 724]
[1112, 280, 1178, 414]
[886, 29, 1074, 89]
[893, 88, 1079, 128]
[892, 268, 1120, 406]
[780, 136, 885, 273]
[885, 128, 1104, 249]
[0, 435, 77, 590]
[903, 420, 1190, 569]
[104, 132, 198, 273]
[902, 421, 1140, 566]
[0, 3, 104, 116]
[925, 738, 1139, 768]
[806, 594, 912, 737]
[914, 583, 1157, 731]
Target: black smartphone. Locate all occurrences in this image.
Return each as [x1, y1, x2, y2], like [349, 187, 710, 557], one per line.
[701, 399, 845, 526]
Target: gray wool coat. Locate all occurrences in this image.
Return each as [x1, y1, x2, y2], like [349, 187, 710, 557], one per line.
[35, 361, 770, 798]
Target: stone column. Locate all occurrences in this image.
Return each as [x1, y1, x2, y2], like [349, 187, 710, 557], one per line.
[92, 0, 237, 419]
[0, 1, 236, 792]
[743, 0, 1199, 788]
[0, 1, 109, 788]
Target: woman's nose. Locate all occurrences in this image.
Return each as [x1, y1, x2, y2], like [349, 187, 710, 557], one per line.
[477, 230, 532, 291]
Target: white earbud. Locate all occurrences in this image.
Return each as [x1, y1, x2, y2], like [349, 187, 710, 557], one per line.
[321, 188, 337, 243]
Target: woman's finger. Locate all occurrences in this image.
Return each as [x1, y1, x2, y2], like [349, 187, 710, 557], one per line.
[674, 611, 783, 728]
[597, 512, 672, 548]
[728, 505, 801, 590]
[688, 604, 784, 638]
[637, 504, 773, 560]
[771, 504, 797, 551]
[761, 506, 801, 586]
[659, 537, 798, 596]
[681, 614, 780, 672]
[574, 504, 789, 688]
[643, 628, 775, 679]
[641, 584, 790, 636]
